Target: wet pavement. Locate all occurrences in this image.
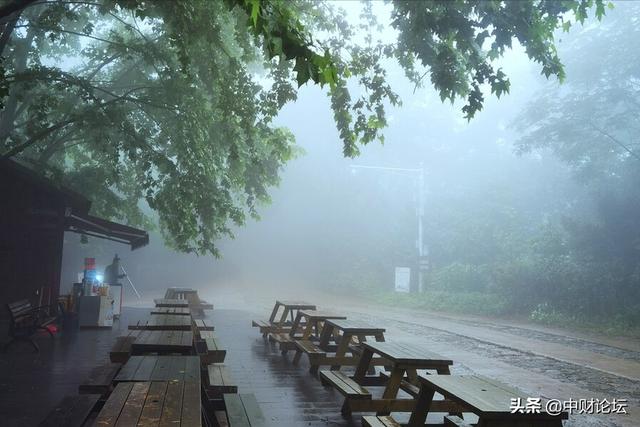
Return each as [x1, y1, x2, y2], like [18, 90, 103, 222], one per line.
[0, 290, 638, 427]
[203, 285, 640, 427]
[0, 307, 149, 426]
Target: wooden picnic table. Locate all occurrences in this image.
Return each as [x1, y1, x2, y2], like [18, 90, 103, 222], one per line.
[114, 355, 200, 384]
[289, 310, 347, 340]
[130, 329, 194, 355]
[319, 318, 385, 355]
[252, 300, 316, 338]
[150, 307, 191, 316]
[154, 298, 189, 308]
[269, 300, 317, 326]
[94, 381, 201, 426]
[408, 375, 568, 427]
[321, 340, 456, 417]
[129, 314, 193, 331]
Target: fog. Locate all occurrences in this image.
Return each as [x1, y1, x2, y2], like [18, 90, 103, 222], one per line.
[59, 2, 638, 332]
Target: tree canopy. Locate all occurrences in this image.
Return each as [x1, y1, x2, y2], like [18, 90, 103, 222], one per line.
[0, 0, 608, 256]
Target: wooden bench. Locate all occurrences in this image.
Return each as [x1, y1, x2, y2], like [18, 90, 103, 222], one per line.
[363, 414, 472, 427]
[195, 331, 226, 364]
[320, 370, 371, 401]
[78, 362, 121, 396]
[39, 394, 101, 426]
[109, 335, 137, 363]
[222, 393, 265, 426]
[206, 363, 238, 399]
[193, 318, 215, 333]
[444, 415, 474, 427]
[93, 381, 201, 426]
[268, 332, 297, 353]
[251, 319, 282, 338]
[293, 339, 326, 371]
[362, 415, 402, 427]
[5, 299, 57, 352]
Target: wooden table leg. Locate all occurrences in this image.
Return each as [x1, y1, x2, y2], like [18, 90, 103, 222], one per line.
[314, 320, 323, 338]
[301, 319, 314, 340]
[377, 366, 405, 415]
[277, 307, 290, 327]
[408, 385, 435, 427]
[353, 347, 374, 383]
[268, 303, 281, 323]
[331, 332, 353, 370]
[406, 368, 418, 385]
[289, 312, 303, 338]
[318, 324, 334, 350]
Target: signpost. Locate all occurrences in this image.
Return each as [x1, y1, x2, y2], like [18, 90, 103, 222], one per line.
[394, 267, 411, 293]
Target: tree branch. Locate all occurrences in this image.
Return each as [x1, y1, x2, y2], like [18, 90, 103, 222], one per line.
[1, 118, 74, 159]
[590, 124, 640, 162]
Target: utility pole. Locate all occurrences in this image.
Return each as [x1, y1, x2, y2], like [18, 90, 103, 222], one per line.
[350, 163, 427, 292]
[417, 162, 426, 293]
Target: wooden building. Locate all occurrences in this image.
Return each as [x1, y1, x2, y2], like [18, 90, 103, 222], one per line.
[0, 158, 148, 316]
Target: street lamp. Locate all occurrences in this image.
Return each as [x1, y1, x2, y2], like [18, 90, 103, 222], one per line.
[349, 163, 427, 292]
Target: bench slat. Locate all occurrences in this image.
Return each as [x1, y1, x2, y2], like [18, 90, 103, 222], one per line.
[79, 362, 121, 395]
[207, 364, 238, 397]
[223, 394, 264, 427]
[224, 394, 251, 427]
[362, 415, 402, 427]
[319, 370, 371, 399]
[444, 415, 473, 427]
[296, 340, 325, 355]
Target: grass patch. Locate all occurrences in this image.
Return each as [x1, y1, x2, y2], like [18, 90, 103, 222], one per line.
[372, 290, 510, 317]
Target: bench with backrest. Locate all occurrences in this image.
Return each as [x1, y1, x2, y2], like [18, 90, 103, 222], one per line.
[5, 299, 57, 352]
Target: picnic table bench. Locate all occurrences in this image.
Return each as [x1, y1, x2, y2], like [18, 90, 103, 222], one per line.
[78, 362, 122, 396]
[129, 314, 193, 331]
[114, 355, 200, 384]
[154, 298, 190, 308]
[406, 374, 568, 427]
[321, 340, 455, 417]
[290, 309, 347, 341]
[192, 319, 225, 364]
[301, 319, 386, 375]
[164, 288, 213, 316]
[206, 364, 238, 399]
[252, 300, 316, 338]
[5, 299, 57, 352]
[94, 381, 202, 426]
[130, 329, 194, 355]
[150, 307, 191, 316]
[270, 309, 342, 353]
[222, 393, 265, 426]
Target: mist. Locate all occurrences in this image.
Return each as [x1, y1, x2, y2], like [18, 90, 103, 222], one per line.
[57, 2, 639, 333]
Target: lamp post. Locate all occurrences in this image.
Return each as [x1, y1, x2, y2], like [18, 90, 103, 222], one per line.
[349, 163, 427, 292]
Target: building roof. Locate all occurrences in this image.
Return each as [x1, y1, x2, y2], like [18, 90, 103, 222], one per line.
[0, 158, 149, 250]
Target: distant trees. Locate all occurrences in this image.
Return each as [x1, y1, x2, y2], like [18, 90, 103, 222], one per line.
[509, 2, 640, 327]
[0, 0, 607, 256]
